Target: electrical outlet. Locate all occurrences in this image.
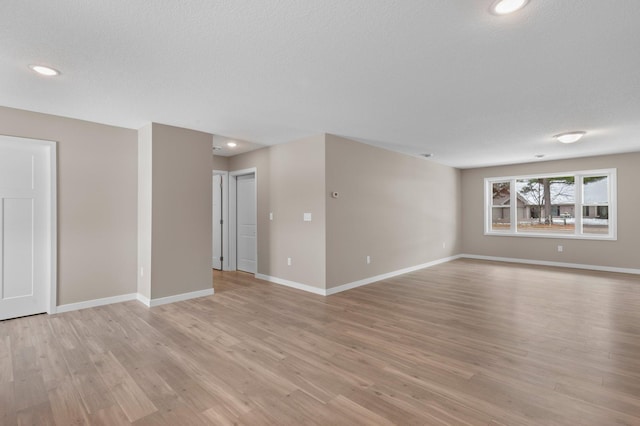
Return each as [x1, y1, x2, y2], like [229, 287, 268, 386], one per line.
[287, 257, 292, 266]
[557, 245, 564, 253]
[366, 255, 371, 264]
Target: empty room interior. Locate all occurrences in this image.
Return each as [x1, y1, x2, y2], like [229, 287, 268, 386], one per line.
[1, 1, 640, 425]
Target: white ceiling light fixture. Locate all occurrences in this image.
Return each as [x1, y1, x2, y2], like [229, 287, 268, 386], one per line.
[227, 141, 237, 148]
[28, 64, 61, 76]
[555, 131, 586, 144]
[490, 0, 529, 15]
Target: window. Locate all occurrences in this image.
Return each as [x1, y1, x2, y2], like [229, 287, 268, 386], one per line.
[485, 169, 616, 239]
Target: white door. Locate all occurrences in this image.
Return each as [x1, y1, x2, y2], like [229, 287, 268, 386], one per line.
[212, 174, 223, 270]
[236, 174, 256, 273]
[0, 136, 54, 320]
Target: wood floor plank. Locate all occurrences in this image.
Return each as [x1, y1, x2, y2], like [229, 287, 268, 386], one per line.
[88, 404, 131, 426]
[47, 379, 90, 425]
[0, 335, 13, 383]
[1, 259, 639, 425]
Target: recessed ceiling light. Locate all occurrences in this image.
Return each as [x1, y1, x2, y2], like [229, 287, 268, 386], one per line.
[534, 154, 545, 159]
[490, 0, 529, 15]
[555, 131, 586, 144]
[212, 146, 222, 151]
[421, 153, 433, 158]
[227, 141, 237, 148]
[29, 64, 61, 76]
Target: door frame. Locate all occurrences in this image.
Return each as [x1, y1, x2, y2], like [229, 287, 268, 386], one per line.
[229, 168, 257, 274]
[212, 170, 229, 270]
[0, 135, 57, 315]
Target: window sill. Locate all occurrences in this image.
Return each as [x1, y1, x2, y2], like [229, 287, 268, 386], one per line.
[484, 231, 617, 241]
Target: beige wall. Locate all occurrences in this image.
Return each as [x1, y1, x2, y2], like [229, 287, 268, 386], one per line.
[137, 124, 152, 299]
[461, 152, 640, 269]
[212, 155, 229, 171]
[148, 123, 213, 299]
[325, 135, 462, 288]
[229, 136, 327, 288]
[0, 106, 138, 305]
[269, 136, 326, 288]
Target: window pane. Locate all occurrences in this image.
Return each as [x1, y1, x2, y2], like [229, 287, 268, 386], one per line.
[583, 176, 609, 235]
[491, 182, 511, 231]
[583, 176, 608, 204]
[516, 177, 575, 234]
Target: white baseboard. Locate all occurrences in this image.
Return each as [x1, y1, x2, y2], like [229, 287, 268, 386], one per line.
[56, 293, 138, 314]
[256, 255, 463, 297]
[143, 288, 215, 307]
[136, 293, 151, 307]
[255, 273, 326, 295]
[326, 255, 463, 295]
[56, 288, 215, 313]
[460, 254, 640, 275]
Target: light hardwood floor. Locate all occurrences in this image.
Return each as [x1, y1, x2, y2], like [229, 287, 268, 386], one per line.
[1, 259, 640, 425]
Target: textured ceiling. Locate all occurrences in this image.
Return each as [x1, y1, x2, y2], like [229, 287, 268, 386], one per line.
[1, 0, 639, 167]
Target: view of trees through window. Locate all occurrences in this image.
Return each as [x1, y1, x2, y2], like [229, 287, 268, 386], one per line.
[486, 170, 614, 238]
[516, 176, 575, 234]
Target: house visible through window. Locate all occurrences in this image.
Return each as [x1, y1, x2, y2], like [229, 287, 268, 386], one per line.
[485, 169, 616, 239]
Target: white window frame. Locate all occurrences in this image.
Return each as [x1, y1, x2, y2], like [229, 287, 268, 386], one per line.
[484, 168, 617, 240]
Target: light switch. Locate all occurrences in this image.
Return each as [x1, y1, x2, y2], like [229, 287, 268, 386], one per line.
[304, 213, 312, 222]
[269, 212, 273, 221]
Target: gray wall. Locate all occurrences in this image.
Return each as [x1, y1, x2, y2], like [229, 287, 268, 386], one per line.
[461, 152, 640, 269]
[325, 135, 462, 288]
[149, 123, 213, 299]
[0, 106, 138, 305]
[212, 155, 229, 171]
[137, 124, 152, 299]
[229, 136, 326, 289]
[228, 134, 462, 290]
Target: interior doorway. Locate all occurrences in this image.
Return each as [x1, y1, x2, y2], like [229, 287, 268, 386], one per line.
[0, 135, 57, 320]
[229, 168, 257, 274]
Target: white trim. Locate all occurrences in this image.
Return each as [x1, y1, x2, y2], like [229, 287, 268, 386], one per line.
[485, 168, 616, 183]
[145, 288, 215, 307]
[48, 141, 58, 315]
[57, 288, 215, 313]
[326, 255, 463, 295]
[460, 254, 640, 275]
[484, 168, 617, 240]
[136, 293, 151, 307]
[212, 170, 229, 271]
[229, 168, 257, 274]
[56, 293, 138, 313]
[256, 273, 326, 295]
[256, 255, 463, 296]
[482, 232, 618, 241]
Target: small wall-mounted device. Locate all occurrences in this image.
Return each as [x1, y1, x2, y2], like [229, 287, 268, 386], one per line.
[331, 191, 339, 198]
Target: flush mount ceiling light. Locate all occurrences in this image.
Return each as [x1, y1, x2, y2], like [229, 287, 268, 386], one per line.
[28, 64, 61, 76]
[534, 154, 545, 159]
[555, 131, 586, 144]
[227, 141, 237, 148]
[490, 0, 529, 15]
[421, 153, 433, 158]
